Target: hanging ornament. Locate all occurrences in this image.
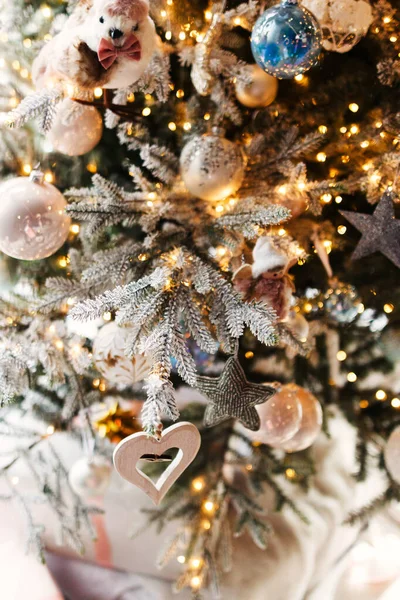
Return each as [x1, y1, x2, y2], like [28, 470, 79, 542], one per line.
[233, 237, 297, 321]
[235, 64, 278, 108]
[68, 455, 112, 498]
[196, 356, 275, 430]
[340, 190, 400, 270]
[47, 98, 103, 157]
[93, 321, 150, 387]
[251, 384, 303, 446]
[251, 0, 322, 79]
[113, 422, 201, 505]
[94, 401, 143, 443]
[273, 384, 323, 452]
[385, 427, 400, 484]
[324, 281, 361, 324]
[287, 310, 310, 342]
[0, 170, 71, 261]
[301, 0, 372, 53]
[180, 129, 245, 202]
[379, 322, 400, 364]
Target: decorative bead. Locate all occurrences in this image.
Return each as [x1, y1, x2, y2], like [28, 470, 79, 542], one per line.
[0, 173, 70, 260]
[48, 98, 103, 156]
[180, 130, 245, 201]
[68, 455, 112, 498]
[251, 0, 322, 79]
[235, 64, 278, 108]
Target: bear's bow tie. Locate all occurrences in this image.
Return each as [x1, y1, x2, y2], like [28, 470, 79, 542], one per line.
[98, 34, 141, 70]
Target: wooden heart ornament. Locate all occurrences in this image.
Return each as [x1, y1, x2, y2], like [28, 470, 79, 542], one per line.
[113, 422, 201, 505]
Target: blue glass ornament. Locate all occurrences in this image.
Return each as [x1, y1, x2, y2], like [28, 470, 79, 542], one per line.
[251, 0, 322, 79]
[324, 283, 361, 324]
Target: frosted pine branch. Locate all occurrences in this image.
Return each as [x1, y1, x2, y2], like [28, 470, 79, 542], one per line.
[5, 88, 63, 129]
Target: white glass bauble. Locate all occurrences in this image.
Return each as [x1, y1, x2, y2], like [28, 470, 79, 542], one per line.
[252, 384, 303, 445]
[385, 427, 400, 484]
[273, 384, 322, 452]
[180, 131, 245, 201]
[235, 64, 278, 108]
[93, 321, 150, 386]
[0, 174, 71, 260]
[47, 98, 103, 156]
[302, 0, 373, 53]
[68, 455, 112, 498]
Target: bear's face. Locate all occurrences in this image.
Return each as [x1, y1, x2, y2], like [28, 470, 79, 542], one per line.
[88, 0, 150, 49]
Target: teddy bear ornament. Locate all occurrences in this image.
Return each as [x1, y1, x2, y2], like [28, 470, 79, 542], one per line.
[32, 0, 157, 90]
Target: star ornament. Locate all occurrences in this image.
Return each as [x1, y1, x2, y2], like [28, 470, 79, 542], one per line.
[340, 190, 400, 269]
[196, 356, 275, 431]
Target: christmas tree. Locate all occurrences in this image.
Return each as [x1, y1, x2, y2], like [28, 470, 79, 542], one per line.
[1, 0, 400, 597]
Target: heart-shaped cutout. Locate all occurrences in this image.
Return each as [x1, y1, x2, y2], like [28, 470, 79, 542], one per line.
[113, 422, 201, 505]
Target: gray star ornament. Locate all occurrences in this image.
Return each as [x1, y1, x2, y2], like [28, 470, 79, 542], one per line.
[196, 356, 275, 431]
[340, 190, 400, 269]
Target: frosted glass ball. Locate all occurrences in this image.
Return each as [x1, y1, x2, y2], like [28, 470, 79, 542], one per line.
[180, 132, 245, 201]
[235, 64, 278, 108]
[274, 384, 322, 452]
[302, 0, 372, 53]
[251, 0, 322, 79]
[385, 427, 400, 484]
[68, 455, 112, 498]
[253, 384, 303, 445]
[93, 321, 151, 386]
[48, 98, 103, 156]
[0, 175, 71, 260]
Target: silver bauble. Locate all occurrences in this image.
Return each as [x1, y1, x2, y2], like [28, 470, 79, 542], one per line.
[235, 64, 278, 108]
[48, 98, 103, 157]
[0, 173, 71, 260]
[68, 455, 112, 498]
[180, 131, 245, 202]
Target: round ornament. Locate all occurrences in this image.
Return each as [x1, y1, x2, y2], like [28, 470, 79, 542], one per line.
[48, 98, 103, 157]
[235, 64, 278, 108]
[379, 322, 400, 364]
[251, 0, 322, 79]
[273, 384, 322, 452]
[0, 172, 71, 260]
[93, 321, 150, 386]
[180, 130, 245, 201]
[253, 384, 303, 445]
[385, 427, 400, 484]
[68, 455, 112, 498]
[324, 282, 361, 324]
[301, 0, 372, 53]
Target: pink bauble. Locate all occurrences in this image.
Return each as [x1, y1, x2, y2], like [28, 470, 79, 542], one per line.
[0, 174, 71, 260]
[273, 384, 322, 452]
[252, 384, 303, 445]
[384, 427, 400, 484]
[48, 98, 103, 157]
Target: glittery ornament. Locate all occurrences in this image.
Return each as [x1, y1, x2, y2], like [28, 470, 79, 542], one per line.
[273, 384, 322, 452]
[251, 384, 303, 445]
[379, 323, 400, 364]
[340, 190, 400, 269]
[385, 427, 400, 484]
[251, 0, 322, 79]
[48, 98, 103, 157]
[197, 356, 275, 430]
[235, 64, 278, 108]
[180, 130, 245, 201]
[0, 171, 71, 260]
[93, 322, 150, 387]
[68, 455, 112, 498]
[324, 282, 361, 324]
[302, 0, 372, 53]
